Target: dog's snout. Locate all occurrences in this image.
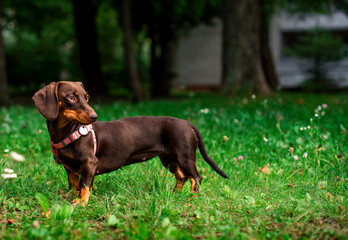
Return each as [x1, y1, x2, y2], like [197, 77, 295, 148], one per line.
[89, 113, 98, 122]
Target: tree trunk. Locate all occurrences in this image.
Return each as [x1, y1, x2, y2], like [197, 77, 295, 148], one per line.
[0, 0, 9, 106]
[121, 0, 144, 102]
[150, 8, 177, 99]
[149, 27, 162, 98]
[158, 23, 177, 98]
[221, 0, 271, 94]
[260, 7, 278, 90]
[72, 0, 105, 95]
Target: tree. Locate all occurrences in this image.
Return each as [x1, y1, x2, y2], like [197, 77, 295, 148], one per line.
[221, 0, 271, 94]
[72, 0, 105, 95]
[121, 0, 144, 102]
[285, 28, 347, 90]
[4, 0, 75, 91]
[0, 0, 9, 106]
[260, 0, 279, 90]
[132, 0, 220, 98]
[220, 0, 348, 94]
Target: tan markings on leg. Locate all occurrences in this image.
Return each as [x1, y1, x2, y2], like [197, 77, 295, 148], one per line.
[174, 166, 186, 191]
[189, 177, 198, 193]
[72, 187, 90, 207]
[68, 173, 80, 195]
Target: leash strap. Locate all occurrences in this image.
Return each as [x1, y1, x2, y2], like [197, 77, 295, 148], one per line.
[49, 124, 97, 174]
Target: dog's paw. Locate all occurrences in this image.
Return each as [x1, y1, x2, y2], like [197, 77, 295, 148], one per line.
[72, 198, 80, 208]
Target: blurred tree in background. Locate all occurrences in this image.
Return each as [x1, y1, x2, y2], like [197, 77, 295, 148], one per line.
[221, 0, 272, 94]
[1, 0, 348, 103]
[73, 0, 105, 95]
[285, 28, 348, 90]
[0, 0, 9, 106]
[131, 0, 220, 98]
[3, 0, 75, 93]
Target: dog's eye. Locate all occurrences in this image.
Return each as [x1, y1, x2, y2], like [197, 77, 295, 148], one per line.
[68, 95, 75, 101]
[86, 94, 90, 101]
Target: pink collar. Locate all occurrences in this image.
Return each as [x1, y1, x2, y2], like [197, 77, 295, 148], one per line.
[50, 124, 97, 174]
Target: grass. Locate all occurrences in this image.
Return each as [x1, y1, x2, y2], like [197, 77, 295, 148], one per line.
[0, 92, 347, 239]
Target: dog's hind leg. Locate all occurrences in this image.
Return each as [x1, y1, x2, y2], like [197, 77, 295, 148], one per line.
[160, 155, 188, 191]
[176, 154, 202, 193]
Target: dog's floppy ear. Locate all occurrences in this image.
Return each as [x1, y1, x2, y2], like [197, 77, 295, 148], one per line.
[32, 82, 59, 121]
[77, 82, 85, 90]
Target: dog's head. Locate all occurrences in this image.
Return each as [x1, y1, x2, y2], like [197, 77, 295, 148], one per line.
[32, 81, 98, 126]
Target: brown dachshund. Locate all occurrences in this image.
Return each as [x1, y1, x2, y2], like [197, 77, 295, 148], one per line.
[32, 81, 228, 207]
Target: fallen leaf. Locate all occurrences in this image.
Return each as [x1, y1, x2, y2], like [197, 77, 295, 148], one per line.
[287, 184, 295, 188]
[259, 163, 270, 174]
[325, 192, 333, 199]
[58, 189, 68, 197]
[232, 157, 238, 164]
[221, 136, 229, 143]
[296, 98, 304, 104]
[7, 219, 15, 225]
[338, 205, 343, 213]
[41, 209, 51, 218]
[32, 220, 40, 229]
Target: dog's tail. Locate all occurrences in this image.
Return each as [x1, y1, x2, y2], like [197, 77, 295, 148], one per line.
[191, 124, 229, 179]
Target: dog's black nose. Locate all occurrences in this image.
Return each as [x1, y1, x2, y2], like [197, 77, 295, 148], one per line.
[89, 113, 98, 121]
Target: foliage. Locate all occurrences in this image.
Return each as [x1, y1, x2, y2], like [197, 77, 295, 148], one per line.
[0, 93, 347, 239]
[285, 28, 348, 90]
[131, 0, 220, 33]
[3, 0, 126, 93]
[3, 0, 76, 91]
[2, 0, 220, 95]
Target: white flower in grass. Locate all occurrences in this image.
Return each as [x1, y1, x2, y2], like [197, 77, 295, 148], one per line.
[322, 103, 328, 109]
[199, 108, 209, 114]
[315, 113, 319, 117]
[238, 155, 244, 160]
[4, 149, 9, 153]
[303, 152, 308, 158]
[4, 168, 14, 173]
[1, 173, 17, 179]
[10, 151, 25, 162]
[251, 94, 256, 100]
[263, 137, 268, 142]
[293, 155, 299, 160]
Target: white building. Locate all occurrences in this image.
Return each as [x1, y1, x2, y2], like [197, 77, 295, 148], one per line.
[177, 11, 348, 89]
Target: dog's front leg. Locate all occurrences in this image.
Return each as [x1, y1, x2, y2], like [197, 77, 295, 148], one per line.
[72, 157, 97, 207]
[65, 170, 80, 195]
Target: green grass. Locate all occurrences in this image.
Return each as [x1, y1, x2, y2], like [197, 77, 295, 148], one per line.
[0, 93, 347, 239]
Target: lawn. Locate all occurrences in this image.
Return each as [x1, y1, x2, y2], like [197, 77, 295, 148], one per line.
[0, 93, 347, 239]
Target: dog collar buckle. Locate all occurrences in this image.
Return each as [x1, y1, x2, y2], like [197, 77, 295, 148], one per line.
[79, 126, 89, 135]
